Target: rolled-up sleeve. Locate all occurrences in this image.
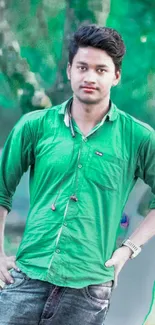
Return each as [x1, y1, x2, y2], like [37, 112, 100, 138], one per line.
[0, 116, 34, 212]
[136, 130, 155, 209]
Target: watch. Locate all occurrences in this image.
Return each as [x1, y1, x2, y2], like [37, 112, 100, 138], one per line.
[122, 239, 142, 259]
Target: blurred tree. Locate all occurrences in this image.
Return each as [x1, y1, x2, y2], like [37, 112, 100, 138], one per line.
[107, 0, 155, 128]
[1, 0, 110, 107]
[0, 0, 52, 142]
[1, 0, 155, 134]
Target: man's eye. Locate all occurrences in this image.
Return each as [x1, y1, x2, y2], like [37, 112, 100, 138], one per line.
[97, 68, 106, 73]
[77, 66, 87, 71]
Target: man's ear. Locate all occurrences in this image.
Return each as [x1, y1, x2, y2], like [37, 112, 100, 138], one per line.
[67, 63, 71, 80]
[112, 70, 121, 86]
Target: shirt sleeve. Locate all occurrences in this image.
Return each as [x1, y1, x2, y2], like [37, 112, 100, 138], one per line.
[135, 130, 155, 210]
[0, 116, 34, 212]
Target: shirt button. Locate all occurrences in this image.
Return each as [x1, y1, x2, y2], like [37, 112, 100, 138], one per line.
[83, 137, 87, 142]
[64, 222, 67, 226]
[78, 164, 82, 168]
[56, 249, 60, 253]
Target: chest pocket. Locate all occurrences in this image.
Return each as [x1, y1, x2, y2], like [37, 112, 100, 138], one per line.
[85, 151, 123, 191]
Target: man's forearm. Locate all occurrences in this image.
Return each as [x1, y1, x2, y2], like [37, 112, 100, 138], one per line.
[0, 206, 8, 254]
[129, 209, 155, 247]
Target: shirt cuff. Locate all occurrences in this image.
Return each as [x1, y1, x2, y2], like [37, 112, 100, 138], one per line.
[0, 195, 12, 213]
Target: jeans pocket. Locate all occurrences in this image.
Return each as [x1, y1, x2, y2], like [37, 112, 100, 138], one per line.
[84, 281, 113, 305]
[3, 269, 28, 290]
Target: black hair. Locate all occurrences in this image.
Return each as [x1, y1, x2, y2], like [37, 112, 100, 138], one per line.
[68, 24, 126, 71]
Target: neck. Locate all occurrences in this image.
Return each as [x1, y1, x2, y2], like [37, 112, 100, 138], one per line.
[71, 95, 110, 126]
[70, 95, 110, 136]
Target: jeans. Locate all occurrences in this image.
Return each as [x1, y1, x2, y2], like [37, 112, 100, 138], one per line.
[0, 269, 113, 325]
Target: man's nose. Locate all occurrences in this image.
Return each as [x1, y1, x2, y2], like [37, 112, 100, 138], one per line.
[84, 71, 96, 84]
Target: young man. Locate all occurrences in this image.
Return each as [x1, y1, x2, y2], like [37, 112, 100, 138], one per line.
[0, 24, 155, 325]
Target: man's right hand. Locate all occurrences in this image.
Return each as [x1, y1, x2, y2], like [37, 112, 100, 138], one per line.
[0, 254, 20, 285]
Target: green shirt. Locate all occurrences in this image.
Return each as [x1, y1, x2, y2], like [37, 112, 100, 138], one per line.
[0, 98, 155, 288]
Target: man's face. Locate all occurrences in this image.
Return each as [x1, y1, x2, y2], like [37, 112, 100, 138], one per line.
[67, 46, 120, 105]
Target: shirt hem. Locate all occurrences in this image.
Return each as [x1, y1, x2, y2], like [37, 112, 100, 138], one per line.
[16, 261, 114, 288]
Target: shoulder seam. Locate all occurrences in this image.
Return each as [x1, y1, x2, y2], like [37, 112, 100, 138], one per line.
[117, 109, 153, 132]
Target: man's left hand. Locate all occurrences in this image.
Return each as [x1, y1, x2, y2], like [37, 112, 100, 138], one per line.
[105, 246, 132, 288]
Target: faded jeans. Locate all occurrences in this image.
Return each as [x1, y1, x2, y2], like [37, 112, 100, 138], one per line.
[0, 269, 114, 325]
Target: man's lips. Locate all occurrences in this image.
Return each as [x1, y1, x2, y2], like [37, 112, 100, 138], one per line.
[81, 86, 97, 90]
[80, 86, 98, 91]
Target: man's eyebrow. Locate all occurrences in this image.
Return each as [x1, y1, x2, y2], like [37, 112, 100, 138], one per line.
[96, 64, 109, 68]
[76, 61, 109, 68]
[76, 61, 88, 65]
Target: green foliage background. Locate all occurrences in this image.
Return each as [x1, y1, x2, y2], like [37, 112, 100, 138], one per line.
[1, 0, 155, 148]
[107, 0, 155, 127]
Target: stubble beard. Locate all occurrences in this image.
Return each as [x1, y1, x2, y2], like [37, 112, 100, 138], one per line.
[76, 93, 103, 105]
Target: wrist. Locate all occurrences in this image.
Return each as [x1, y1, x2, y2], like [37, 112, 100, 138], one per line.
[122, 239, 142, 259]
[0, 250, 5, 257]
[121, 245, 133, 259]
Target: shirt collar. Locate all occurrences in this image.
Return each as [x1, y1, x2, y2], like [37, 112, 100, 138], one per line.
[108, 101, 119, 121]
[58, 97, 118, 126]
